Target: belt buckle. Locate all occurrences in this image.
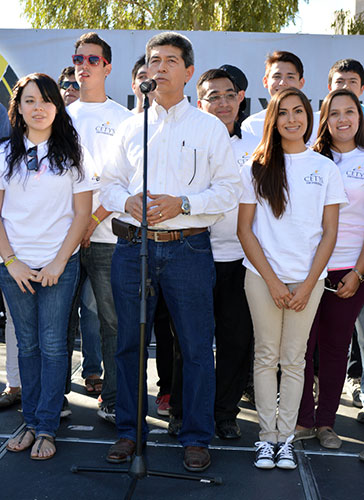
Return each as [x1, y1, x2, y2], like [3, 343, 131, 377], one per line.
[153, 231, 165, 242]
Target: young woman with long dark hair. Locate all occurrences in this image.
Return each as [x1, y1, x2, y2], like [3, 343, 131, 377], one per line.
[238, 87, 346, 469]
[0, 73, 95, 460]
[296, 89, 364, 449]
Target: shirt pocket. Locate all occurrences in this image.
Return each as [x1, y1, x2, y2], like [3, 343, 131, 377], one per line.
[178, 144, 209, 187]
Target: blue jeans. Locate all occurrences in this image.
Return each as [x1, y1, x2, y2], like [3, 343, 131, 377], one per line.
[111, 231, 216, 447]
[80, 277, 102, 379]
[0, 253, 79, 437]
[81, 242, 117, 406]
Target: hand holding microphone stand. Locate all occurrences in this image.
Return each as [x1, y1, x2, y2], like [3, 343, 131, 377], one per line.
[71, 79, 222, 499]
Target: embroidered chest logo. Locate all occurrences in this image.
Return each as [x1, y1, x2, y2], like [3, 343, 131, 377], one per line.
[304, 170, 323, 186]
[92, 172, 100, 182]
[95, 121, 115, 136]
[237, 152, 251, 167]
[346, 165, 364, 179]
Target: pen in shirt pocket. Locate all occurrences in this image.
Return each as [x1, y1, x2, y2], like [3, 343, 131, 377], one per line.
[180, 140, 185, 152]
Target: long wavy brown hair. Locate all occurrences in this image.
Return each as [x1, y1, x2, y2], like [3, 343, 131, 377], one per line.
[251, 87, 313, 218]
[313, 88, 364, 160]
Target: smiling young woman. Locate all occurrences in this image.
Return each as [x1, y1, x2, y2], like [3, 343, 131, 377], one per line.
[238, 87, 347, 470]
[296, 89, 364, 450]
[0, 73, 96, 461]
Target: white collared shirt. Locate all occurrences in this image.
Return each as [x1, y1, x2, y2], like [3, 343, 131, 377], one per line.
[100, 97, 241, 230]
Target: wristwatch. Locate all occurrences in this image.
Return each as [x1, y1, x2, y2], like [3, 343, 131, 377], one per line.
[180, 196, 191, 216]
[353, 268, 364, 284]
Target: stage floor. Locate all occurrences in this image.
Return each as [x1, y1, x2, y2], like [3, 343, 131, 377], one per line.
[1, 342, 364, 500]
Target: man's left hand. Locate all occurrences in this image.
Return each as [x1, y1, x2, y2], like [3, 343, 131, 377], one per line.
[147, 192, 182, 226]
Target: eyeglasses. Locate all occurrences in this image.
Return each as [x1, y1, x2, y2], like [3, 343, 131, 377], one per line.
[26, 146, 38, 172]
[324, 277, 344, 292]
[72, 54, 109, 66]
[201, 92, 238, 104]
[60, 80, 80, 91]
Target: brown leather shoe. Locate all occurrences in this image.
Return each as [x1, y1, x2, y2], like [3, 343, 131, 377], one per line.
[183, 446, 211, 472]
[106, 438, 136, 463]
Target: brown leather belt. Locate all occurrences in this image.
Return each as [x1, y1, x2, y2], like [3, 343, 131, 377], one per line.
[112, 218, 207, 243]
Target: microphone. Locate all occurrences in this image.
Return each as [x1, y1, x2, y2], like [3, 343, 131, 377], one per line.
[140, 79, 157, 94]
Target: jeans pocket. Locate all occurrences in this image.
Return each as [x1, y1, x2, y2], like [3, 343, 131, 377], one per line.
[185, 232, 211, 253]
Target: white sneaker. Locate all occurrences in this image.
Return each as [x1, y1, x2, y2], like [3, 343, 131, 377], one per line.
[275, 435, 297, 470]
[254, 441, 276, 469]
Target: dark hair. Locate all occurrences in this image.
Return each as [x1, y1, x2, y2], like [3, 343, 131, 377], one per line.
[146, 32, 194, 68]
[251, 87, 313, 218]
[328, 58, 364, 87]
[58, 66, 75, 86]
[4, 73, 83, 181]
[75, 32, 111, 64]
[313, 88, 364, 159]
[132, 55, 146, 82]
[196, 69, 238, 99]
[265, 51, 304, 80]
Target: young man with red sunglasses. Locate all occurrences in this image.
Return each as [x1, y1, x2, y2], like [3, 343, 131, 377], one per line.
[67, 32, 132, 424]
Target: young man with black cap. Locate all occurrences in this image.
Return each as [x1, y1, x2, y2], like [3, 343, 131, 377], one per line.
[197, 67, 255, 439]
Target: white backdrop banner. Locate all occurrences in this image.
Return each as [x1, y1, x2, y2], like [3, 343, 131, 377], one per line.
[0, 29, 363, 114]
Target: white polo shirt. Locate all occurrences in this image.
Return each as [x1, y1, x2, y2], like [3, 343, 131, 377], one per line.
[240, 148, 347, 283]
[100, 97, 242, 230]
[210, 132, 259, 262]
[68, 98, 132, 244]
[0, 138, 97, 269]
[328, 148, 364, 270]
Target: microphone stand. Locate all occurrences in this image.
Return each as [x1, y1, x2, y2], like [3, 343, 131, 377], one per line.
[71, 83, 222, 499]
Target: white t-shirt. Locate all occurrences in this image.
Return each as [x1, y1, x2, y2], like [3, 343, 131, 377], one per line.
[328, 148, 364, 269]
[0, 138, 97, 269]
[241, 109, 266, 138]
[68, 98, 132, 244]
[210, 132, 258, 262]
[240, 148, 347, 283]
[242, 108, 320, 146]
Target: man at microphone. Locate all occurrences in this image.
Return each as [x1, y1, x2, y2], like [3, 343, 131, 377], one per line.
[100, 31, 241, 472]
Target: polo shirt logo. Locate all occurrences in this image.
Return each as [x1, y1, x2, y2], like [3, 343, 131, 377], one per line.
[346, 166, 364, 179]
[304, 170, 323, 186]
[95, 121, 115, 136]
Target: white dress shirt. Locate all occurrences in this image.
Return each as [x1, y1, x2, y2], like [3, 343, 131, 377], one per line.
[100, 97, 242, 230]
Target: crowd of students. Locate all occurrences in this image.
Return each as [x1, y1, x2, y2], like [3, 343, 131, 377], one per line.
[0, 30, 364, 472]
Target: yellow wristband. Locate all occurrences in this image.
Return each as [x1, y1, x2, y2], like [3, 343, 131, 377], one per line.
[5, 256, 17, 267]
[92, 214, 101, 225]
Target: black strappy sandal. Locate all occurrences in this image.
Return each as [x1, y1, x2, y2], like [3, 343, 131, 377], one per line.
[6, 427, 35, 453]
[30, 434, 56, 461]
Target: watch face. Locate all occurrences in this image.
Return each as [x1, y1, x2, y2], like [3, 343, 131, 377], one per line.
[181, 196, 190, 214]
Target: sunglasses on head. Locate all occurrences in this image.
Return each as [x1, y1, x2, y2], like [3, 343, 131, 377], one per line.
[60, 80, 80, 91]
[72, 54, 109, 66]
[26, 146, 38, 172]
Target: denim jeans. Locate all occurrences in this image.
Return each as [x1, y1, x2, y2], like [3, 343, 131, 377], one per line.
[80, 277, 102, 379]
[111, 231, 216, 447]
[81, 242, 117, 406]
[0, 253, 79, 437]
